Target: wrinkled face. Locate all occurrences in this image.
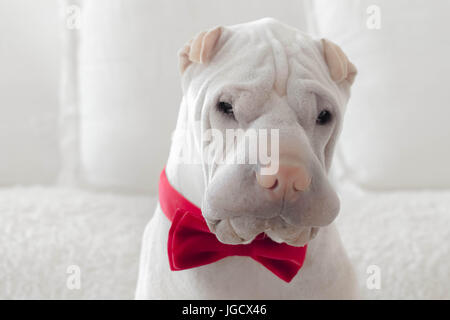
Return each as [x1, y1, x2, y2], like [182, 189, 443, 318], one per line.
[180, 19, 355, 246]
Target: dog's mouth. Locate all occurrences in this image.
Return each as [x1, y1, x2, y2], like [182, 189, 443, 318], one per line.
[206, 215, 319, 247]
[265, 225, 319, 246]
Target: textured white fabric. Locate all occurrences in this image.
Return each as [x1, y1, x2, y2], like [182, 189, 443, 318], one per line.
[337, 183, 450, 299]
[78, 0, 310, 193]
[0, 186, 154, 299]
[1, 185, 448, 299]
[311, 0, 450, 189]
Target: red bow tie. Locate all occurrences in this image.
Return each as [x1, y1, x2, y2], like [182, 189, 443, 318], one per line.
[159, 169, 307, 283]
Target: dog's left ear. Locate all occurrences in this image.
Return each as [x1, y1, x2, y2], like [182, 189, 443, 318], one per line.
[321, 39, 357, 85]
[179, 26, 223, 73]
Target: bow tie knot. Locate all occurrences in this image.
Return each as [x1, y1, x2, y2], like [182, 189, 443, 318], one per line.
[160, 169, 307, 283]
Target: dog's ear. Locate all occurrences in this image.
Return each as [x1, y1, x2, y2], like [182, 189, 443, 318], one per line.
[321, 39, 357, 85]
[179, 26, 223, 73]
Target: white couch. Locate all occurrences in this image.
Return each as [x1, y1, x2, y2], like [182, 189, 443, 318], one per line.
[1, 0, 449, 299]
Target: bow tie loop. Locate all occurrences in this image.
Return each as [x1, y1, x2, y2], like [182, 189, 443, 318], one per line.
[160, 169, 307, 283]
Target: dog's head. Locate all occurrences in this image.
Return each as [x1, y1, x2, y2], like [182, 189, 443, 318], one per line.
[177, 18, 356, 246]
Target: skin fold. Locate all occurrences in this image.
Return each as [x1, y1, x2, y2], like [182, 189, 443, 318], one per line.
[136, 18, 358, 299]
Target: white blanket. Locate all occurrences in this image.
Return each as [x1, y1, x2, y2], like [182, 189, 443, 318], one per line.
[0, 186, 154, 299]
[0, 185, 448, 299]
[337, 184, 450, 299]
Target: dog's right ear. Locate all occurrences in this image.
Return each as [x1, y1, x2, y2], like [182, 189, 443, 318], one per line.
[179, 26, 223, 74]
[321, 39, 357, 85]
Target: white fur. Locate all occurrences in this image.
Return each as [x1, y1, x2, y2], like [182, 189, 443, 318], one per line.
[136, 204, 358, 299]
[136, 19, 359, 299]
[136, 120, 359, 299]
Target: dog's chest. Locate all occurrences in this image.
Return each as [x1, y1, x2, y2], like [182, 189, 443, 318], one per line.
[136, 205, 359, 299]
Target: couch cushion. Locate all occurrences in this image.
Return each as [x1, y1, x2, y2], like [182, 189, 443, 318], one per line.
[311, 0, 450, 189]
[0, 1, 61, 185]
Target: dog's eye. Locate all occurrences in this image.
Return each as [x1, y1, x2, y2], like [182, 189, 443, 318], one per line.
[316, 110, 332, 125]
[217, 101, 234, 117]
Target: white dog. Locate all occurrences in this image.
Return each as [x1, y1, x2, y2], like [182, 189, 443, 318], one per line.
[136, 18, 358, 299]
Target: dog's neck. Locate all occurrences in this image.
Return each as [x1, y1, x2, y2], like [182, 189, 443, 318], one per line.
[165, 96, 205, 208]
[165, 162, 204, 208]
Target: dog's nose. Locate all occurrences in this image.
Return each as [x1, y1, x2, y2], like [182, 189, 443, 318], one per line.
[256, 164, 311, 201]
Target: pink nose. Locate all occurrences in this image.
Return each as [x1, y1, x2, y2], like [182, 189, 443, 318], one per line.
[256, 164, 311, 201]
